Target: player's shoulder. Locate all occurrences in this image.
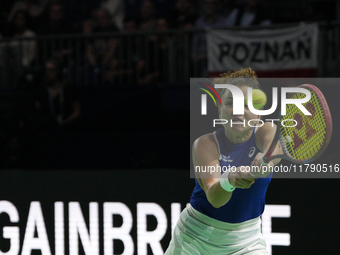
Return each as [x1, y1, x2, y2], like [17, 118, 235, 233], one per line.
[192, 133, 219, 154]
[193, 133, 215, 147]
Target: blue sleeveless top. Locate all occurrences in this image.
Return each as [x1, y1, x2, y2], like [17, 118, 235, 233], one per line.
[190, 127, 272, 223]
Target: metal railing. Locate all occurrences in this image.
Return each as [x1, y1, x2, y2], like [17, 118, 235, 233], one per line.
[0, 30, 199, 88]
[1, 22, 340, 88]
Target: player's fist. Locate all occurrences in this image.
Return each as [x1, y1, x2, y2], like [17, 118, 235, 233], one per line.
[228, 168, 255, 189]
[251, 152, 274, 177]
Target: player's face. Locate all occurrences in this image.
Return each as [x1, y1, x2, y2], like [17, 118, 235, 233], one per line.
[218, 86, 260, 134]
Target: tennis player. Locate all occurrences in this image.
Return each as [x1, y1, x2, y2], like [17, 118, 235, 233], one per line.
[165, 68, 282, 254]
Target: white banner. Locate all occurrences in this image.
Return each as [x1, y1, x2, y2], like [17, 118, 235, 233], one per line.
[207, 24, 319, 72]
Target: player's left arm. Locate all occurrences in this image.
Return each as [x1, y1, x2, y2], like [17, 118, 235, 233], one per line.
[252, 122, 283, 177]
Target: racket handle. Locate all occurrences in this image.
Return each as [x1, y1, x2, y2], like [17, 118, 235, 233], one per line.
[260, 157, 268, 165]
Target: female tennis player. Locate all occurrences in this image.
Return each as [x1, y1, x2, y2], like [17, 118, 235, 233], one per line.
[165, 68, 282, 254]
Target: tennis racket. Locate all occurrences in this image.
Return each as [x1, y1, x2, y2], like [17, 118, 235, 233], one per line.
[260, 84, 332, 165]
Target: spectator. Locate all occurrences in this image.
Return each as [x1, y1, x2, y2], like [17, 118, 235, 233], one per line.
[137, 17, 171, 84]
[63, 0, 100, 33]
[36, 1, 76, 67]
[195, 0, 227, 28]
[34, 58, 81, 130]
[3, 10, 36, 88]
[91, 9, 120, 33]
[8, 0, 45, 22]
[226, 0, 272, 27]
[9, 10, 37, 67]
[193, 0, 228, 76]
[38, 1, 73, 35]
[100, 0, 125, 31]
[123, 16, 139, 31]
[170, 0, 197, 29]
[104, 16, 139, 84]
[139, 0, 157, 30]
[125, 0, 175, 21]
[85, 9, 119, 85]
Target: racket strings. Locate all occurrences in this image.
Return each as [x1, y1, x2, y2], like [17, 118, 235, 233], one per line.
[280, 90, 327, 160]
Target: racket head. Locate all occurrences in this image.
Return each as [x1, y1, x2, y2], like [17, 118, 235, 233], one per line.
[277, 84, 332, 163]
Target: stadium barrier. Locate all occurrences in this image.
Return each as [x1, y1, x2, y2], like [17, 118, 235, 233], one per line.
[1, 21, 340, 88]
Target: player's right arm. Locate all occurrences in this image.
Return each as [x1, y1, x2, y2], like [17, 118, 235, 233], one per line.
[192, 134, 254, 208]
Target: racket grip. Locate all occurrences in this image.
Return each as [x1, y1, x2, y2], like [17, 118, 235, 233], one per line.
[260, 157, 268, 165]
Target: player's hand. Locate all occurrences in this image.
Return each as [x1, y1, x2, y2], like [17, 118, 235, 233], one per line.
[251, 152, 274, 178]
[228, 168, 255, 189]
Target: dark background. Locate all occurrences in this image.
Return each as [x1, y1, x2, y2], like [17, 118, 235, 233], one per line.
[1, 82, 340, 254]
[1, 0, 340, 254]
[1, 170, 340, 254]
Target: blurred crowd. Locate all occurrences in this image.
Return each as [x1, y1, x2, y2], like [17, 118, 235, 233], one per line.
[0, 0, 336, 168]
[0, 0, 274, 83]
[0, 0, 330, 132]
[0, 0, 273, 37]
[0, 0, 336, 86]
